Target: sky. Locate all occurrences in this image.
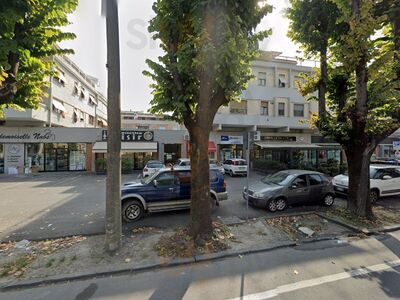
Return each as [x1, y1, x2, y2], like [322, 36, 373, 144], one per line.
[61, 0, 295, 112]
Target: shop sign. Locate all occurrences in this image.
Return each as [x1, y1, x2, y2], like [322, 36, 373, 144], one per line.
[220, 135, 243, 145]
[393, 141, 400, 150]
[4, 144, 24, 174]
[102, 130, 154, 142]
[261, 136, 297, 142]
[0, 129, 56, 142]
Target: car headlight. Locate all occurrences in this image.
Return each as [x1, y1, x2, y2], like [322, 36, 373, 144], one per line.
[253, 192, 265, 199]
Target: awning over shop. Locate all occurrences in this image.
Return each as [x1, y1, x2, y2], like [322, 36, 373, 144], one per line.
[92, 142, 158, 153]
[208, 141, 217, 152]
[254, 142, 321, 149]
[52, 99, 66, 112]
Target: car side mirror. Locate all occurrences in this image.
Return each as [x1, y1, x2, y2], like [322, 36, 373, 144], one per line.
[291, 184, 298, 189]
[153, 180, 158, 187]
[382, 175, 392, 180]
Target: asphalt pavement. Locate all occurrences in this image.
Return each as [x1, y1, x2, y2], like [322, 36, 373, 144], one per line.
[0, 171, 398, 242]
[3, 229, 400, 299]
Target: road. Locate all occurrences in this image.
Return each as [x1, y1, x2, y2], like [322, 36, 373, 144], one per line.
[0, 171, 398, 241]
[3, 229, 400, 299]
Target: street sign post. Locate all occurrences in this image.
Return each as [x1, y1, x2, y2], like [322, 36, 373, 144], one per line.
[245, 130, 259, 221]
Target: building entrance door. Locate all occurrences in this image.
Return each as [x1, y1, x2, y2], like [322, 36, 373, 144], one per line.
[56, 147, 69, 171]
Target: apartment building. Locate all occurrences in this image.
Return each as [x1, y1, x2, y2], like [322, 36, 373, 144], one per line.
[211, 51, 341, 167]
[0, 55, 108, 174]
[121, 111, 183, 131]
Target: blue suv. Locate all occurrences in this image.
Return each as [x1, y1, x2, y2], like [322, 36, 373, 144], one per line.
[121, 169, 228, 222]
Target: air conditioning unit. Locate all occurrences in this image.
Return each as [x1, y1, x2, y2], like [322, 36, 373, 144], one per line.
[184, 134, 190, 141]
[254, 131, 261, 141]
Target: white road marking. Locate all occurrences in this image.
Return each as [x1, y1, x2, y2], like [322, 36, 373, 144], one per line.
[227, 259, 400, 300]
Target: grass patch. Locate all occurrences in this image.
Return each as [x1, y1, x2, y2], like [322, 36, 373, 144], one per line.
[46, 258, 56, 268]
[0, 255, 35, 277]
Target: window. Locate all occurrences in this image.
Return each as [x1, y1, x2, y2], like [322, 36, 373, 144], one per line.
[88, 95, 97, 106]
[210, 170, 219, 182]
[309, 174, 323, 185]
[156, 172, 177, 185]
[80, 87, 87, 99]
[74, 82, 80, 95]
[278, 103, 285, 116]
[260, 101, 268, 115]
[88, 115, 95, 125]
[79, 111, 85, 122]
[177, 171, 191, 184]
[258, 72, 266, 86]
[72, 110, 78, 123]
[278, 74, 286, 88]
[230, 100, 247, 114]
[294, 104, 304, 117]
[54, 69, 66, 85]
[293, 175, 307, 187]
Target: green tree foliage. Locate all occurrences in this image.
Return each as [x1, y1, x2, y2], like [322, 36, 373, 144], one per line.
[288, 0, 400, 218]
[0, 0, 78, 116]
[144, 0, 271, 240]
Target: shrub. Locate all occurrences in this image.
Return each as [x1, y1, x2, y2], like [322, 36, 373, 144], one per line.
[253, 160, 288, 173]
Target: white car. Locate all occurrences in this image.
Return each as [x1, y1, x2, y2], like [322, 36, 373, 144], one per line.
[142, 160, 165, 178]
[223, 159, 247, 177]
[173, 158, 191, 170]
[333, 165, 400, 203]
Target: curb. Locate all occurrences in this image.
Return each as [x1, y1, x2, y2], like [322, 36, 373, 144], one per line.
[314, 212, 374, 235]
[0, 241, 299, 292]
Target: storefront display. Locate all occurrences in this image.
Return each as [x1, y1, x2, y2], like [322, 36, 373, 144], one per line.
[26, 143, 44, 172]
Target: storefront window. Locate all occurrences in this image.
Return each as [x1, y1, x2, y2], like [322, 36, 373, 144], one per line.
[26, 144, 44, 172]
[69, 143, 87, 171]
[45, 143, 57, 171]
[0, 144, 4, 174]
[219, 145, 243, 161]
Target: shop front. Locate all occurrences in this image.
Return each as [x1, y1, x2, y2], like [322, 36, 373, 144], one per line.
[93, 130, 158, 171]
[0, 128, 98, 174]
[218, 135, 244, 161]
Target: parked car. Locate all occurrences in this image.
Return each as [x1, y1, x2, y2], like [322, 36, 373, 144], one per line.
[121, 169, 228, 222]
[173, 158, 191, 170]
[243, 170, 335, 212]
[210, 159, 225, 175]
[223, 159, 247, 176]
[142, 160, 165, 178]
[370, 157, 399, 166]
[333, 165, 400, 203]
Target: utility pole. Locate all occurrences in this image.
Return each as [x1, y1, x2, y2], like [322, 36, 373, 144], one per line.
[103, 0, 122, 253]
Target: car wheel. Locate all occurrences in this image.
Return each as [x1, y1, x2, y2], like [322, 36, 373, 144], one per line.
[276, 198, 287, 211]
[122, 200, 144, 222]
[323, 194, 335, 206]
[230, 170, 234, 177]
[370, 189, 379, 204]
[267, 199, 278, 212]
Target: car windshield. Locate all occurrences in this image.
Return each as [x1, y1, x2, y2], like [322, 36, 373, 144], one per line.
[147, 163, 164, 168]
[141, 171, 160, 184]
[261, 172, 295, 186]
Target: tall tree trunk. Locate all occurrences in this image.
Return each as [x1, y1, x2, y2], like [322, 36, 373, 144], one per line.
[188, 124, 213, 242]
[345, 145, 374, 219]
[105, 0, 122, 253]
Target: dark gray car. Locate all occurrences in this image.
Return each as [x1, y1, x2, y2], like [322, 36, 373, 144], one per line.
[243, 170, 335, 212]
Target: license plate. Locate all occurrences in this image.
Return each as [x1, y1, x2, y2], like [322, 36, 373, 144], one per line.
[239, 167, 246, 170]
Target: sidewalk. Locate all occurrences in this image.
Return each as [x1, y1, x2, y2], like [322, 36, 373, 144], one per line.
[0, 213, 354, 290]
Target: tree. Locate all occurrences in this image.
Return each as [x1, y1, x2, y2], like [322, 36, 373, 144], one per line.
[104, 0, 122, 253]
[144, 0, 271, 241]
[287, 0, 400, 218]
[0, 0, 77, 116]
